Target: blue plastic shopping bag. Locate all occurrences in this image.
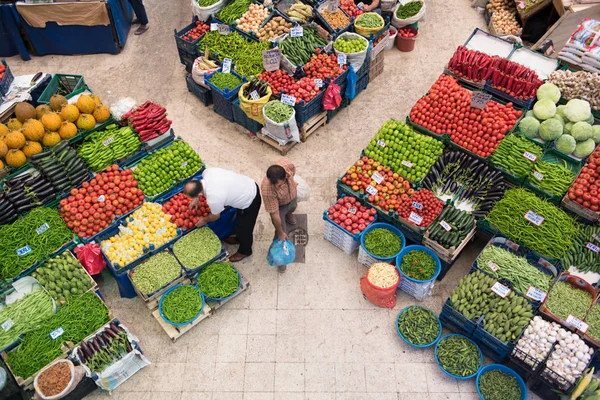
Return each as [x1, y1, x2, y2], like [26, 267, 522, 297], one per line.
[345, 65, 357, 100]
[267, 239, 296, 266]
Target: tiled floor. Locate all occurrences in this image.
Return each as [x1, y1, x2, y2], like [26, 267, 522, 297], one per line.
[6, 0, 543, 398]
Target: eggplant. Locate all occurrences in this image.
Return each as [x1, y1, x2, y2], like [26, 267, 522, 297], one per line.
[34, 187, 55, 199]
[104, 327, 118, 340]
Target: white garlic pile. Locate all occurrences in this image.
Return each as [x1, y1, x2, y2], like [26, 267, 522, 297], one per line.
[548, 70, 600, 110]
[515, 316, 560, 364]
[545, 329, 593, 384]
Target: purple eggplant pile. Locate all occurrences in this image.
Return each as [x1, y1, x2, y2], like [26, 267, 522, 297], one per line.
[75, 321, 133, 373]
[0, 168, 56, 225]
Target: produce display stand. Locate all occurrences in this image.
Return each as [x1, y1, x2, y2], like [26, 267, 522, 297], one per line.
[257, 130, 298, 155]
[1, 344, 71, 390]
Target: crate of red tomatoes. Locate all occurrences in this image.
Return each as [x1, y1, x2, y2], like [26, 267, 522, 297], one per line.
[0, 60, 14, 98]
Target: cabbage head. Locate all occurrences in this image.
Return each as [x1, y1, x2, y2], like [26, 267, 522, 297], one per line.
[533, 99, 557, 120]
[555, 134, 576, 155]
[551, 114, 565, 126]
[565, 121, 574, 134]
[586, 113, 595, 125]
[573, 138, 596, 158]
[525, 110, 535, 118]
[564, 99, 592, 122]
[556, 105, 567, 119]
[536, 82, 561, 103]
[571, 121, 593, 141]
[539, 118, 563, 141]
[593, 125, 600, 144]
[519, 116, 540, 138]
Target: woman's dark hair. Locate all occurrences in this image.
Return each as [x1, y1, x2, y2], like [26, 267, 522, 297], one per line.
[183, 180, 203, 198]
[267, 165, 286, 185]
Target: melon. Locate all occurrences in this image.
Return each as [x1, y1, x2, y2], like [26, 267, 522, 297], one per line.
[93, 105, 111, 123]
[0, 141, 7, 158]
[58, 121, 77, 139]
[77, 114, 96, 131]
[60, 104, 80, 123]
[0, 123, 8, 137]
[5, 131, 26, 149]
[15, 102, 36, 123]
[49, 94, 68, 112]
[5, 149, 27, 168]
[41, 113, 63, 132]
[22, 119, 45, 142]
[22, 141, 42, 158]
[89, 94, 102, 106]
[7, 118, 22, 131]
[42, 132, 61, 147]
[36, 104, 52, 120]
[76, 95, 96, 114]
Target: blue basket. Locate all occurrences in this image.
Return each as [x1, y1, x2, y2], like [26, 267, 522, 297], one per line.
[178, 47, 197, 73]
[0, 60, 14, 97]
[205, 68, 245, 100]
[158, 284, 205, 326]
[472, 325, 513, 363]
[476, 364, 527, 400]
[290, 89, 325, 126]
[434, 334, 483, 380]
[360, 222, 405, 262]
[196, 263, 242, 301]
[174, 16, 204, 56]
[396, 245, 441, 284]
[439, 298, 477, 338]
[186, 74, 213, 107]
[232, 99, 263, 134]
[396, 305, 442, 348]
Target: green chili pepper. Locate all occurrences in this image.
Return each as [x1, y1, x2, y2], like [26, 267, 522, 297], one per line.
[479, 370, 522, 400]
[196, 262, 239, 299]
[436, 335, 480, 377]
[161, 285, 203, 323]
[208, 72, 243, 92]
[399, 250, 436, 280]
[364, 228, 402, 258]
[398, 306, 440, 346]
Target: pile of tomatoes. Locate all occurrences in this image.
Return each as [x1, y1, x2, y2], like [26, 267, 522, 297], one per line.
[181, 21, 210, 42]
[340, 0, 363, 17]
[567, 147, 600, 212]
[161, 192, 211, 230]
[59, 165, 144, 238]
[282, 77, 321, 104]
[258, 70, 296, 96]
[409, 74, 522, 158]
[398, 27, 417, 38]
[340, 156, 414, 212]
[327, 196, 376, 235]
[0, 63, 6, 82]
[396, 189, 444, 228]
[303, 49, 346, 80]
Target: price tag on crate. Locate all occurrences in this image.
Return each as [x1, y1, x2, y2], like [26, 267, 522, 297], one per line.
[587, 242, 600, 253]
[522, 151, 538, 162]
[1, 319, 13, 332]
[526, 286, 547, 302]
[566, 315, 589, 333]
[98, 195, 106, 203]
[211, 23, 218, 31]
[471, 92, 492, 110]
[505, 239, 519, 251]
[491, 281, 511, 298]
[524, 210, 544, 226]
[357, 1, 365, 8]
[366, 185, 378, 195]
[314, 79, 323, 88]
[440, 220, 452, 232]
[408, 212, 423, 225]
[411, 201, 423, 210]
[328, 0, 339, 13]
[290, 26, 303, 37]
[533, 171, 544, 181]
[538, 258, 553, 269]
[281, 94, 296, 106]
[348, 207, 356, 214]
[16, 245, 32, 257]
[50, 326, 65, 340]
[222, 58, 232, 73]
[262, 48, 281, 72]
[181, 161, 188, 168]
[487, 260, 499, 272]
[401, 160, 413, 168]
[102, 137, 115, 147]
[377, 139, 386, 148]
[593, 233, 600, 242]
[372, 172, 384, 184]
[36, 223, 49, 235]
[250, 90, 260, 100]
[218, 24, 230, 35]
[337, 54, 347, 66]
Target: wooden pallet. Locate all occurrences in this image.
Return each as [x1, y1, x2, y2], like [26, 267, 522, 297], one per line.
[300, 111, 327, 143]
[257, 131, 297, 156]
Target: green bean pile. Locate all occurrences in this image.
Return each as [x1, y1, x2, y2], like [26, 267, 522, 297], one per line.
[486, 188, 578, 259]
[131, 252, 181, 295]
[6, 292, 109, 379]
[197, 262, 240, 299]
[198, 0, 219, 6]
[585, 304, 600, 342]
[545, 281, 593, 321]
[355, 13, 383, 28]
[364, 228, 402, 258]
[209, 72, 243, 92]
[0, 289, 54, 350]
[399, 250, 436, 280]
[173, 227, 222, 269]
[264, 101, 294, 123]
[562, 224, 600, 272]
[217, 0, 251, 24]
[0, 207, 73, 281]
[477, 246, 553, 295]
[398, 306, 440, 346]
[198, 31, 271, 77]
[396, 1, 423, 19]
[527, 159, 576, 197]
[436, 335, 480, 377]
[491, 135, 543, 178]
[161, 285, 203, 323]
[479, 370, 522, 400]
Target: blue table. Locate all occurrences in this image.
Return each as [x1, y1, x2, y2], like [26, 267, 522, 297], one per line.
[0, 4, 30, 60]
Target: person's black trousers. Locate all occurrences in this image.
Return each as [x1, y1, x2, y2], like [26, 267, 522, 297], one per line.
[128, 0, 149, 25]
[236, 184, 262, 256]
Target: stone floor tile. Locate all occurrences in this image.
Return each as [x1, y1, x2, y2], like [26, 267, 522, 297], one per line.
[395, 363, 428, 393]
[304, 363, 336, 392]
[274, 363, 305, 392]
[212, 393, 244, 400]
[276, 334, 305, 362]
[429, 394, 461, 400]
[184, 362, 216, 392]
[364, 363, 396, 393]
[244, 363, 275, 392]
[426, 366, 459, 393]
[335, 363, 366, 393]
[276, 309, 305, 335]
[458, 393, 480, 400]
[243, 393, 274, 400]
[219, 310, 250, 335]
[456, 380, 477, 393]
[277, 283, 307, 309]
[273, 393, 305, 400]
[246, 335, 276, 363]
[336, 394, 398, 400]
[304, 394, 335, 400]
[187, 334, 219, 363]
[213, 363, 246, 392]
[181, 393, 213, 400]
[248, 310, 277, 335]
[217, 335, 248, 363]
[150, 363, 185, 392]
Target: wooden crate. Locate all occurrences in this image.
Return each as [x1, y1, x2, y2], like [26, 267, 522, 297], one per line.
[300, 111, 327, 143]
[422, 222, 477, 264]
[257, 130, 297, 156]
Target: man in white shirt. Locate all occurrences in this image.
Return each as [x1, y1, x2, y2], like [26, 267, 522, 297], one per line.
[183, 168, 261, 262]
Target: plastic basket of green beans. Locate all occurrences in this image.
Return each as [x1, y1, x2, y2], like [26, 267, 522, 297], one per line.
[205, 69, 245, 99]
[396, 305, 441, 348]
[196, 261, 241, 301]
[172, 227, 227, 277]
[359, 223, 406, 266]
[434, 334, 483, 380]
[540, 274, 596, 325]
[476, 364, 527, 400]
[158, 284, 205, 326]
[524, 151, 579, 203]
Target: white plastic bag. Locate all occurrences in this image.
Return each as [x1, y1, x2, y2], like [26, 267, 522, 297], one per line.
[334, 32, 369, 72]
[294, 175, 310, 202]
[110, 98, 136, 121]
[34, 360, 86, 400]
[192, 57, 219, 86]
[191, 0, 226, 21]
[262, 101, 300, 145]
[392, 0, 426, 28]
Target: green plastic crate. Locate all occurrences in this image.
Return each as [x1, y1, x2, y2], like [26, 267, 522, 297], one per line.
[38, 74, 87, 104]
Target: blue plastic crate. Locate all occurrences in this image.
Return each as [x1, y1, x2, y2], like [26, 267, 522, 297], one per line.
[232, 99, 263, 134]
[439, 298, 477, 338]
[293, 90, 325, 126]
[205, 68, 245, 100]
[186, 74, 213, 107]
[0, 60, 14, 97]
[174, 16, 204, 56]
[178, 47, 196, 73]
[472, 325, 513, 363]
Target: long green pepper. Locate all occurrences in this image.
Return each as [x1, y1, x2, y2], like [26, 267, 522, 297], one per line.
[161, 285, 203, 323]
[217, 0, 252, 24]
[398, 306, 440, 345]
[197, 262, 239, 299]
[436, 335, 480, 377]
[491, 135, 543, 178]
[479, 370, 522, 400]
[527, 159, 575, 197]
[364, 228, 402, 258]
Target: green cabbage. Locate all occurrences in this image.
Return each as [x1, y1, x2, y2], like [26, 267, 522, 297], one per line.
[539, 118, 563, 141]
[525, 110, 535, 118]
[556, 105, 567, 119]
[555, 134, 576, 155]
[533, 99, 557, 120]
[586, 113, 595, 125]
[594, 125, 600, 144]
[536, 82, 561, 103]
[564, 99, 592, 122]
[551, 114, 565, 127]
[571, 122, 593, 141]
[565, 121, 574, 134]
[518, 116, 540, 138]
[573, 138, 596, 158]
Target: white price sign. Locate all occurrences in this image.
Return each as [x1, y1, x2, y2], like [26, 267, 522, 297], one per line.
[1, 319, 13, 332]
[290, 26, 303, 37]
[524, 210, 544, 226]
[262, 48, 281, 72]
[411, 202, 423, 210]
[408, 212, 423, 225]
[211, 23, 218, 31]
[401, 160, 413, 168]
[97, 195, 105, 203]
[505, 240, 519, 251]
[526, 286, 547, 302]
[281, 94, 296, 106]
[222, 58, 232, 73]
[523, 151, 538, 162]
[491, 281, 511, 298]
[587, 242, 600, 253]
[328, 0, 339, 13]
[372, 171, 384, 184]
[102, 137, 115, 147]
[348, 207, 356, 214]
[314, 79, 323, 88]
[36, 223, 50, 235]
[487, 261, 499, 272]
[250, 90, 260, 100]
[16, 245, 32, 256]
[218, 24, 230, 35]
[566, 315, 589, 333]
[471, 92, 492, 109]
[50, 326, 65, 340]
[366, 185, 378, 196]
[357, 1, 364, 8]
[337, 54, 347, 65]
[440, 220, 452, 232]
[533, 171, 544, 181]
[377, 139, 386, 148]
